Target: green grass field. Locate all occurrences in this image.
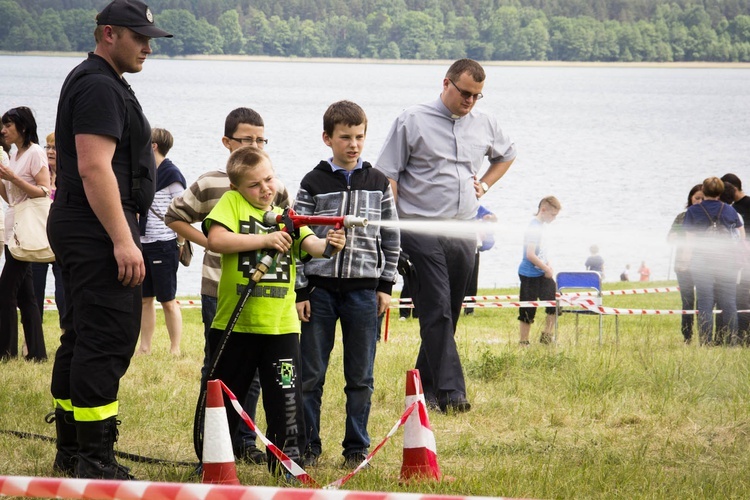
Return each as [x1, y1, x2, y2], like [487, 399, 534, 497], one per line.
[1, 281, 749, 499]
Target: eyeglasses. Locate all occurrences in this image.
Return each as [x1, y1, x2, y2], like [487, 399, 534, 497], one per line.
[44, 145, 55, 151]
[449, 79, 483, 101]
[228, 136, 268, 146]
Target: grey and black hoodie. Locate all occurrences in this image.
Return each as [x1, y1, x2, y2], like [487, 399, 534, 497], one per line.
[293, 160, 400, 301]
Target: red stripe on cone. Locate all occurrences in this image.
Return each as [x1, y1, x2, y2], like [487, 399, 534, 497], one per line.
[400, 369, 441, 482]
[202, 379, 240, 485]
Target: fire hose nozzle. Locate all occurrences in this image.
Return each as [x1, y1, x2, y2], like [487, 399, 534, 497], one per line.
[343, 216, 368, 228]
[263, 211, 281, 226]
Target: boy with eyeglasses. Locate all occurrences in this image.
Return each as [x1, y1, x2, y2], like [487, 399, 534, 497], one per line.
[294, 100, 400, 469]
[165, 107, 289, 466]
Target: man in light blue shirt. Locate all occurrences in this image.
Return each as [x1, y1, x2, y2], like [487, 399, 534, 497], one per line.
[375, 59, 516, 413]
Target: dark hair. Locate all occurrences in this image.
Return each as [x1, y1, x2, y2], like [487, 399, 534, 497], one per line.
[151, 128, 173, 156]
[721, 173, 742, 192]
[224, 107, 264, 137]
[446, 59, 485, 83]
[702, 177, 724, 198]
[686, 184, 702, 208]
[323, 100, 367, 137]
[226, 146, 272, 186]
[720, 182, 737, 204]
[1, 106, 39, 147]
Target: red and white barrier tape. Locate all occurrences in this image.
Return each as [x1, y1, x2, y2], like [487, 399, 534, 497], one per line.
[325, 402, 418, 490]
[218, 380, 420, 490]
[37, 287, 678, 311]
[0, 475, 510, 500]
[216, 380, 317, 487]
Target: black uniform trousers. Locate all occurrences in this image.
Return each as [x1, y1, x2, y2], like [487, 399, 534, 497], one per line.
[48, 201, 141, 418]
[400, 230, 475, 403]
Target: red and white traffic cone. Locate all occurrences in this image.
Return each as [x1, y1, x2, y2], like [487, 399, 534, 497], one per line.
[400, 369, 441, 482]
[202, 379, 240, 485]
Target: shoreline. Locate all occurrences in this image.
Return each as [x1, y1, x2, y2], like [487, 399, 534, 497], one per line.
[3, 51, 750, 69]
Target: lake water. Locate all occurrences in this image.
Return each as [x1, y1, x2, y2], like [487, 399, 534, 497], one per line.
[1, 55, 749, 296]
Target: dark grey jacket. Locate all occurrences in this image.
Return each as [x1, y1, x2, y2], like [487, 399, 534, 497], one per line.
[293, 160, 400, 300]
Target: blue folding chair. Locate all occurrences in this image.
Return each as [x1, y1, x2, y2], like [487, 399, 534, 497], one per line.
[555, 271, 618, 345]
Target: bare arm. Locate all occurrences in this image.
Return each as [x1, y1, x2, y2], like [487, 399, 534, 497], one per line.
[300, 228, 346, 258]
[476, 158, 516, 198]
[525, 242, 553, 279]
[207, 223, 293, 255]
[76, 133, 144, 287]
[169, 220, 208, 248]
[0, 162, 50, 199]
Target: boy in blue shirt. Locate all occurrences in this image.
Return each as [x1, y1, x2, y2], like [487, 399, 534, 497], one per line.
[518, 196, 561, 345]
[294, 100, 400, 468]
[202, 147, 345, 474]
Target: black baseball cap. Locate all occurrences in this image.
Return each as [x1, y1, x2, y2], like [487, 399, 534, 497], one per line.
[96, 0, 173, 38]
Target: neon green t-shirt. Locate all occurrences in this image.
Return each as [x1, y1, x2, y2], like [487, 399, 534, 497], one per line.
[204, 190, 312, 334]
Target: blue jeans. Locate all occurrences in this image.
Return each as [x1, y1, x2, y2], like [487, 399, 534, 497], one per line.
[691, 255, 738, 345]
[200, 294, 260, 449]
[300, 287, 378, 457]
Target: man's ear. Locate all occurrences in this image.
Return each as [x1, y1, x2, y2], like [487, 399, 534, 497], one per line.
[221, 136, 232, 151]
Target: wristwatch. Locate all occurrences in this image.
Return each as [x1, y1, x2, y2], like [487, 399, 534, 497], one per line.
[480, 181, 490, 194]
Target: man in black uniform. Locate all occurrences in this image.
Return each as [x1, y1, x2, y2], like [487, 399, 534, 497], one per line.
[48, 0, 172, 479]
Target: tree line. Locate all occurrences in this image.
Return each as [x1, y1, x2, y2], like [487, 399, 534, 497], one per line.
[3, 0, 750, 61]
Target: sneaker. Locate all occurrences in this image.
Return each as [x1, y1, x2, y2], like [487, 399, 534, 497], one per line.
[540, 332, 553, 344]
[424, 392, 442, 412]
[519, 340, 530, 347]
[343, 452, 369, 470]
[237, 445, 266, 464]
[301, 450, 319, 467]
[399, 316, 406, 321]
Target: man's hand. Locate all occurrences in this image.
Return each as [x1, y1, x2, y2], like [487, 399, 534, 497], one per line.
[114, 240, 146, 287]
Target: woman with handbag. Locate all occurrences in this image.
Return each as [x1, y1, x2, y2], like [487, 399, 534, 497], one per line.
[0, 106, 50, 361]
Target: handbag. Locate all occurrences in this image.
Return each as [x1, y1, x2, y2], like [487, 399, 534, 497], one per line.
[179, 239, 193, 267]
[9, 195, 55, 263]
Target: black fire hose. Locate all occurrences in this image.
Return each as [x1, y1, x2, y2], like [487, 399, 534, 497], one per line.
[191, 250, 278, 460]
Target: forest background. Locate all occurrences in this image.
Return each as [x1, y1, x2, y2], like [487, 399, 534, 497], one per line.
[2, 0, 750, 62]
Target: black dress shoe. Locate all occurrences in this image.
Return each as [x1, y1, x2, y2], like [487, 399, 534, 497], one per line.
[439, 396, 471, 413]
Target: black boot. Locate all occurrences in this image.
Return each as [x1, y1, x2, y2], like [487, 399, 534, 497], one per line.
[46, 409, 78, 476]
[75, 417, 134, 480]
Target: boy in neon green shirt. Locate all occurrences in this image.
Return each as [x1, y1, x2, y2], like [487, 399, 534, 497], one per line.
[202, 147, 345, 475]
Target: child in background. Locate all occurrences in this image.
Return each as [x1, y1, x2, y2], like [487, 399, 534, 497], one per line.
[518, 196, 561, 345]
[202, 147, 345, 475]
[585, 244, 604, 279]
[638, 261, 650, 281]
[294, 100, 400, 468]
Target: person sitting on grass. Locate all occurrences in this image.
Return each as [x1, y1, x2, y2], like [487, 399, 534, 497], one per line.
[200, 146, 345, 477]
[518, 196, 561, 346]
